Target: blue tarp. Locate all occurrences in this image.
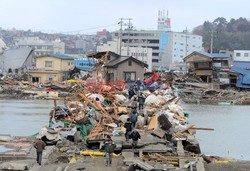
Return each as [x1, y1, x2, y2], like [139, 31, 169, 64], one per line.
[232, 61, 250, 88]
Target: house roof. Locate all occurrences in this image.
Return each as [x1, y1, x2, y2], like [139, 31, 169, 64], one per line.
[105, 56, 148, 68]
[232, 61, 250, 75]
[184, 51, 230, 61]
[232, 61, 250, 88]
[0, 47, 34, 70]
[87, 51, 120, 59]
[36, 54, 74, 60]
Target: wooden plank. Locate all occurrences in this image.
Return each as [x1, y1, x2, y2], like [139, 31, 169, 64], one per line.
[147, 114, 158, 130]
[152, 130, 166, 138]
[190, 127, 214, 131]
[174, 125, 195, 138]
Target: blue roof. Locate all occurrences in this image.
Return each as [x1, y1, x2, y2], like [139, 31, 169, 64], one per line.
[232, 61, 250, 75]
[36, 54, 75, 60]
[74, 58, 98, 70]
[193, 51, 230, 58]
[232, 61, 250, 88]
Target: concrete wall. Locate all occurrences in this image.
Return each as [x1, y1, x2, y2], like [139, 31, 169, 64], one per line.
[112, 59, 145, 81]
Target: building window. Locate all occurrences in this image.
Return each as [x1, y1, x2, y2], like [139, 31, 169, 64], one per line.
[181, 43, 184, 45]
[107, 56, 110, 60]
[152, 59, 159, 63]
[128, 60, 132, 66]
[244, 53, 249, 57]
[124, 72, 136, 81]
[152, 53, 159, 56]
[236, 53, 241, 57]
[193, 45, 196, 47]
[68, 62, 71, 66]
[180, 49, 184, 52]
[45, 61, 52, 68]
[47, 75, 53, 81]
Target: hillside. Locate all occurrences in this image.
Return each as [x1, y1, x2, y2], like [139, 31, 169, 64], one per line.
[193, 17, 250, 52]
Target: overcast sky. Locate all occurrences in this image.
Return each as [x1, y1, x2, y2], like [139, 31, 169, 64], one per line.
[0, 0, 249, 34]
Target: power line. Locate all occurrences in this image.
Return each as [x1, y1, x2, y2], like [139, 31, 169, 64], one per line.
[58, 23, 118, 34]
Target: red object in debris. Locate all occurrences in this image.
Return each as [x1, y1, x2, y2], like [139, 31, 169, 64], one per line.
[145, 78, 152, 85]
[152, 72, 159, 82]
[47, 89, 57, 92]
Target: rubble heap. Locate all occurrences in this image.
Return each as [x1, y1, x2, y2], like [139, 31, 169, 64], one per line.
[34, 78, 216, 170]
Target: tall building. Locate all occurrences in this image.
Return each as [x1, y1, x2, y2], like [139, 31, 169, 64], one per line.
[112, 30, 202, 71]
[97, 39, 153, 72]
[157, 10, 171, 31]
[16, 37, 65, 56]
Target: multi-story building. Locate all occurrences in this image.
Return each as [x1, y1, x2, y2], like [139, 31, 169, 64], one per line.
[16, 37, 65, 56]
[97, 40, 152, 72]
[29, 54, 74, 83]
[112, 30, 202, 71]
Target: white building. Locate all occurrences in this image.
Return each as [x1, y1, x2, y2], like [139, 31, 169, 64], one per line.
[112, 30, 202, 71]
[16, 37, 65, 56]
[97, 40, 153, 72]
[233, 50, 250, 61]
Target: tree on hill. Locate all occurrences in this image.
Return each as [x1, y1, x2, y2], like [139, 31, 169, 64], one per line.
[193, 17, 250, 52]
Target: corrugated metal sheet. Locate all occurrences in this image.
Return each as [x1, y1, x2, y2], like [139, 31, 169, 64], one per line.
[232, 61, 250, 88]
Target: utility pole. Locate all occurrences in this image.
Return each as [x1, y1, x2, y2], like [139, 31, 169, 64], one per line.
[118, 18, 123, 55]
[118, 18, 132, 56]
[210, 29, 214, 54]
[185, 27, 188, 74]
[127, 18, 132, 56]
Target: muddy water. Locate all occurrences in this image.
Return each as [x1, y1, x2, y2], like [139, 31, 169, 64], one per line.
[0, 99, 54, 136]
[183, 103, 250, 160]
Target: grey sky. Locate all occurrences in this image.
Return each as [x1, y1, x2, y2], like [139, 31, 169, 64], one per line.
[0, 0, 249, 34]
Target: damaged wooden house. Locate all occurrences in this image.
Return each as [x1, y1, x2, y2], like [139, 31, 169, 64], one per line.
[87, 51, 148, 82]
[184, 51, 237, 88]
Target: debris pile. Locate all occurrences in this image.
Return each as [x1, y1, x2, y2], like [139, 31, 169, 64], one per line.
[34, 77, 216, 170]
[179, 88, 250, 105]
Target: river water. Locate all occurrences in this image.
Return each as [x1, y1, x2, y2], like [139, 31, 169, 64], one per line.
[183, 104, 250, 160]
[0, 99, 250, 160]
[0, 99, 54, 136]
